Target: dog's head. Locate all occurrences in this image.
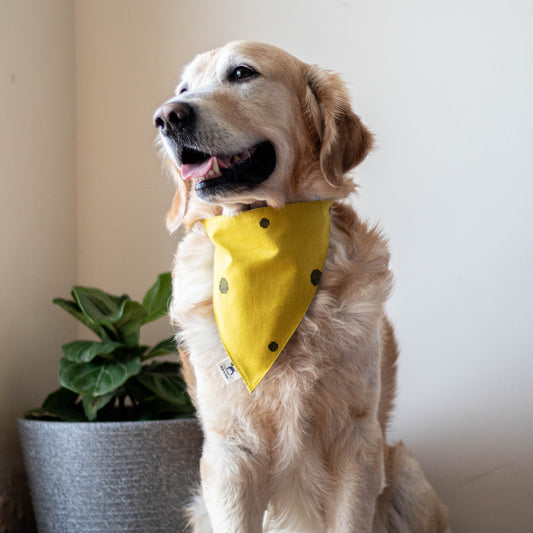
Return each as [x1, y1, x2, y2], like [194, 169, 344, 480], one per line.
[154, 41, 373, 230]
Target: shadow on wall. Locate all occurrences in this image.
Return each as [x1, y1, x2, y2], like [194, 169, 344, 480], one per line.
[407, 419, 533, 532]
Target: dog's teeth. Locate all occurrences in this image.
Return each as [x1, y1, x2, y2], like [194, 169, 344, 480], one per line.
[212, 157, 220, 175]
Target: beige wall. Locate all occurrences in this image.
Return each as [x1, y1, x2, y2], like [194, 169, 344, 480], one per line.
[75, 1, 179, 299]
[1, 0, 533, 531]
[74, 1, 180, 343]
[0, 0, 76, 490]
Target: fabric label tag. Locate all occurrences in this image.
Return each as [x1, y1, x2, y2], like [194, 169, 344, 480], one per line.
[217, 357, 242, 384]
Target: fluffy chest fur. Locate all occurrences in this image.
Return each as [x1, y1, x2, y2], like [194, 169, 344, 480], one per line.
[170, 201, 393, 527]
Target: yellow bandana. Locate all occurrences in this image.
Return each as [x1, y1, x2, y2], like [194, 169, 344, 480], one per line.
[203, 200, 332, 392]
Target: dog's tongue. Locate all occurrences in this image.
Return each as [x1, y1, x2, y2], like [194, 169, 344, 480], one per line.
[181, 158, 213, 180]
[181, 155, 232, 181]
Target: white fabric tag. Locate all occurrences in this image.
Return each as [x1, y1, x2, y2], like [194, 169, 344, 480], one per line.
[217, 357, 242, 384]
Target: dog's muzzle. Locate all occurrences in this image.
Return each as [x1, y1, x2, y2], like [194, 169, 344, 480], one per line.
[154, 100, 277, 200]
[153, 101, 195, 137]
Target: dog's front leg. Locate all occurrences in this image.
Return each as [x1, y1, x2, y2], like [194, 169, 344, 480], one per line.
[200, 434, 268, 533]
[325, 421, 385, 533]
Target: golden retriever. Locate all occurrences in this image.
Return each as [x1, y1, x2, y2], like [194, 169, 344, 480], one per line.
[154, 41, 449, 533]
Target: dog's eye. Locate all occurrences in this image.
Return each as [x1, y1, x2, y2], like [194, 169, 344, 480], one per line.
[179, 85, 188, 95]
[229, 65, 258, 82]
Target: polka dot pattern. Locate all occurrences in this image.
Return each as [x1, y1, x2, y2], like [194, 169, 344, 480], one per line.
[260, 218, 270, 228]
[268, 341, 279, 352]
[219, 277, 229, 294]
[310, 269, 322, 286]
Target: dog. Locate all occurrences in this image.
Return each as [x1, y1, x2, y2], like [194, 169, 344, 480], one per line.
[154, 41, 449, 533]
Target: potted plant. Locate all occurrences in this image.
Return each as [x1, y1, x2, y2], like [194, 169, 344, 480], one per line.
[18, 273, 202, 533]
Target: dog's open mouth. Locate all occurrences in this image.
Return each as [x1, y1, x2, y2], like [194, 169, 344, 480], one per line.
[179, 141, 276, 197]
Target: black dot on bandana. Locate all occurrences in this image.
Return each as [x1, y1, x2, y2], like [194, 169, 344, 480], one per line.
[259, 218, 270, 229]
[310, 269, 322, 286]
[219, 277, 229, 294]
[268, 341, 279, 352]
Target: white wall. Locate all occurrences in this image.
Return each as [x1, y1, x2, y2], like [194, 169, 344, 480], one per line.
[2, 0, 532, 530]
[0, 0, 76, 497]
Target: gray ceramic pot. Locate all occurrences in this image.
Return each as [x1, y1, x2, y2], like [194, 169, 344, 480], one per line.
[18, 417, 203, 533]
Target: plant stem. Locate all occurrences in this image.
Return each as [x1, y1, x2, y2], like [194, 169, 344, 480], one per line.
[124, 385, 140, 420]
[118, 394, 126, 419]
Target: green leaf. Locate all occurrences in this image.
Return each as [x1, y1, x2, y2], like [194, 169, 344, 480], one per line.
[136, 345, 150, 358]
[134, 362, 192, 407]
[82, 392, 116, 421]
[24, 407, 88, 422]
[53, 298, 111, 341]
[114, 300, 148, 347]
[71, 286, 130, 327]
[59, 356, 142, 397]
[61, 340, 124, 363]
[24, 387, 87, 421]
[143, 336, 179, 360]
[42, 386, 79, 409]
[141, 272, 172, 324]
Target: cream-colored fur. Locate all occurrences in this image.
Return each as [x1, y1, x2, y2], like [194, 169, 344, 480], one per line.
[155, 41, 449, 533]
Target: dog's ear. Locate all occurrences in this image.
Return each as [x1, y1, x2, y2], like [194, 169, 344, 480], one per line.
[165, 160, 190, 233]
[305, 66, 374, 186]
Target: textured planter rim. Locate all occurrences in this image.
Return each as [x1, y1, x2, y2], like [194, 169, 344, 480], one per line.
[18, 416, 203, 533]
[19, 416, 197, 427]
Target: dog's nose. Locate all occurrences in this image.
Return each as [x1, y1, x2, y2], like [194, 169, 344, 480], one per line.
[153, 101, 194, 135]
